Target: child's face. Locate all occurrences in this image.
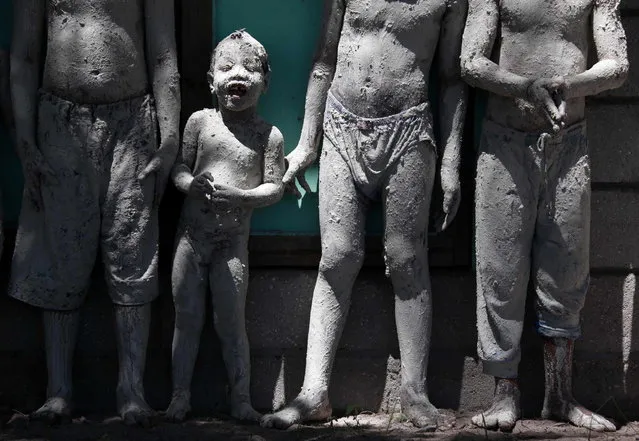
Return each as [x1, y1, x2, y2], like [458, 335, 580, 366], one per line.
[210, 40, 267, 112]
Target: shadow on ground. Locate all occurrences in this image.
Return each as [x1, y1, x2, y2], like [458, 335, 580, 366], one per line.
[2, 414, 639, 441]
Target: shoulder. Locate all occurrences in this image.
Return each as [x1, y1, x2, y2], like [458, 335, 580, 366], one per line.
[186, 109, 210, 125]
[267, 125, 284, 147]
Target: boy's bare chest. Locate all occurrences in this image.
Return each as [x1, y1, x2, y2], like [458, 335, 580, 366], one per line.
[48, 0, 142, 20]
[344, 0, 447, 32]
[501, 0, 592, 32]
[197, 126, 264, 167]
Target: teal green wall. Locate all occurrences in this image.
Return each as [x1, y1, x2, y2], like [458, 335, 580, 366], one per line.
[215, 1, 323, 235]
[215, 0, 385, 235]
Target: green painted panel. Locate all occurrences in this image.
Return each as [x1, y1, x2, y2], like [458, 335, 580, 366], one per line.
[214, 0, 323, 235]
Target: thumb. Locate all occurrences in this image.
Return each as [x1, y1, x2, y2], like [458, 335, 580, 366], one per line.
[282, 159, 300, 185]
[138, 158, 160, 181]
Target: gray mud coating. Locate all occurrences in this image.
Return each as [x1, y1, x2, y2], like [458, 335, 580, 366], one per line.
[261, 0, 468, 430]
[461, 0, 628, 432]
[10, 0, 180, 425]
[167, 31, 284, 424]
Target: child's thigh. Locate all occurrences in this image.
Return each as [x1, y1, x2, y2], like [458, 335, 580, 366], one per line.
[208, 235, 249, 311]
[172, 234, 209, 313]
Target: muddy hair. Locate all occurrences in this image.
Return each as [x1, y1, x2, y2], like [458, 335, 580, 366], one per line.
[209, 29, 271, 80]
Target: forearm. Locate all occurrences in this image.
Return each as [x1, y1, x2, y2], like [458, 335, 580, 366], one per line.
[439, 81, 467, 168]
[150, 55, 180, 155]
[171, 165, 194, 194]
[461, 56, 531, 100]
[298, 62, 335, 152]
[564, 59, 628, 98]
[239, 183, 284, 208]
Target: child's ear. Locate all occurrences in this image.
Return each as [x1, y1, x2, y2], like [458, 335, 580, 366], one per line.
[207, 71, 215, 91]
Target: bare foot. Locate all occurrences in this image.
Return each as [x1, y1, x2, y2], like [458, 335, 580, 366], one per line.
[260, 390, 332, 429]
[30, 397, 72, 425]
[542, 395, 615, 432]
[165, 390, 191, 423]
[471, 379, 520, 432]
[117, 389, 157, 427]
[400, 387, 454, 430]
[231, 401, 262, 422]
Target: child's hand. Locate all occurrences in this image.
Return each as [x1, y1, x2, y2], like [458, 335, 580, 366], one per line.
[189, 172, 215, 200]
[209, 183, 246, 206]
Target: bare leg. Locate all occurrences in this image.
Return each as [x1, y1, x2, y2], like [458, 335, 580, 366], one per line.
[471, 378, 520, 432]
[261, 142, 366, 429]
[31, 310, 79, 423]
[114, 303, 155, 426]
[166, 236, 207, 422]
[541, 338, 615, 431]
[382, 143, 447, 430]
[210, 235, 260, 422]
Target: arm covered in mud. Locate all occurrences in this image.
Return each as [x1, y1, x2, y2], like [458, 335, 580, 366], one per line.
[460, 0, 530, 99]
[212, 127, 285, 208]
[434, 0, 468, 232]
[563, 0, 628, 98]
[283, 0, 345, 197]
[171, 111, 202, 196]
[139, 0, 181, 202]
[461, 0, 565, 128]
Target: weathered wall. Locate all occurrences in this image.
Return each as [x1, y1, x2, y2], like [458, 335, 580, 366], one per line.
[1, 0, 639, 424]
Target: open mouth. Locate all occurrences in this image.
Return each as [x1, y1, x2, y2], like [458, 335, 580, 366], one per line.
[227, 82, 248, 99]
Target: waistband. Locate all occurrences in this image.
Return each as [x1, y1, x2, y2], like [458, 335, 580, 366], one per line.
[38, 89, 153, 113]
[482, 118, 586, 145]
[326, 90, 430, 125]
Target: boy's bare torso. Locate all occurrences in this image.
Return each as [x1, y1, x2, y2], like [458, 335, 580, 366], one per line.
[182, 109, 272, 231]
[487, 0, 592, 130]
[43, 0, 148, 103]
[192, 110, 270, 190]
[331, 0, 447, 117]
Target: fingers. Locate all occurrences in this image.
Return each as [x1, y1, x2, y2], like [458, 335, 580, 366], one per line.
[285, 181, 302, 199]
[138, 157, 161, 181]
[298, 173, 312, 194]
[201, 171, 215, 183]
[282, 164, 299, 186]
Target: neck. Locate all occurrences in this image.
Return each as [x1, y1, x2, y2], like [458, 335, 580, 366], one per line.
[219, 105, 257, 123]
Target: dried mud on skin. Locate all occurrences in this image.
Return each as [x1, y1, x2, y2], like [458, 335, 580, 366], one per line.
[1, 413, 639, 441]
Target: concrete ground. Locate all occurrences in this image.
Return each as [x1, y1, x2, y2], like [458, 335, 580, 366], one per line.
[1, 413, 639, 441]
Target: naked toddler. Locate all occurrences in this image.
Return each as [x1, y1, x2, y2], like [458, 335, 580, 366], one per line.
[165, 31, 284, 422]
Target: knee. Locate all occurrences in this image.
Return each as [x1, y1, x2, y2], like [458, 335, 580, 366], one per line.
[175, 307, 205, 332]
[384, 237, 425, 278]
[318, 241, 364, 279]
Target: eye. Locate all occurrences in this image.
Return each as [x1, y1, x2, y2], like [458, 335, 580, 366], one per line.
[219, 63, 233, 72]
[244, 59, 261, 73]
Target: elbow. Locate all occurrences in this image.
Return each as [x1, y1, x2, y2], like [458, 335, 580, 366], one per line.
[615, 59, 630, 87]
[273, 183, 285, 203]
[460, 56, 479, 86]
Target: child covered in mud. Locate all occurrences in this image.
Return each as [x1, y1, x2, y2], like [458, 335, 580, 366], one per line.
[166, 30, 284, 422]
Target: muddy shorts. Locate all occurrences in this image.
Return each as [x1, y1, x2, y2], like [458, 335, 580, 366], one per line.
[475, 119, 590, 378]
[323, 91, 435, 200]
[9, 91, 159, 310]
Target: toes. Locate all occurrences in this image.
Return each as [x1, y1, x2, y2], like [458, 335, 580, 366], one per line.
[585, 414, 616, 432]
[259, 415, 274, 428]
[410, 415, 437, 431]
[437, 409, 456, 430]
[498, 417, 516, 433]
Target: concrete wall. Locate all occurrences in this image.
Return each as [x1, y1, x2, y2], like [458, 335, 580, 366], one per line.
[1, 0, 639, 424]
